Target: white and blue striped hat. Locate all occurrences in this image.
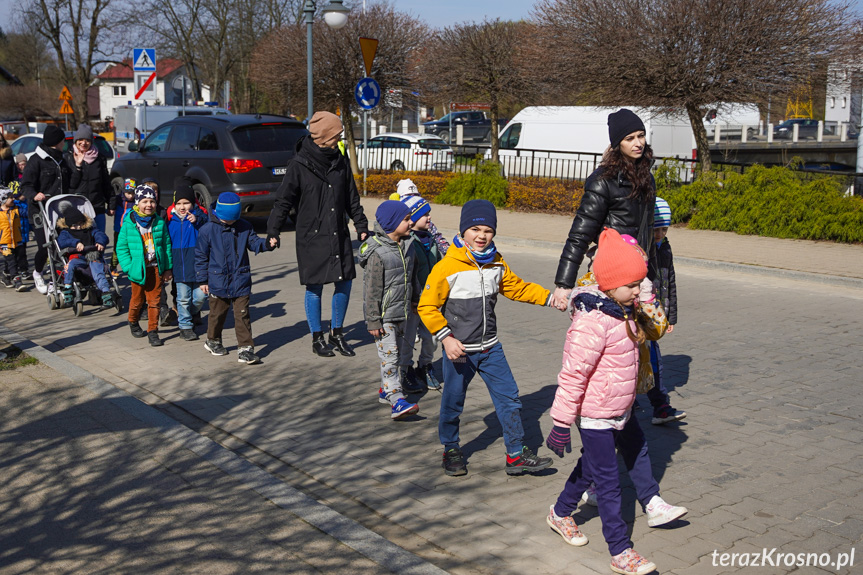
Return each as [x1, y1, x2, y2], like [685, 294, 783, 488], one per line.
[654, 197, 671, 228]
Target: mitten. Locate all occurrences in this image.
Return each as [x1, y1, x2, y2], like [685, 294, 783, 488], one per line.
[546, 425, 572, 458]
[266, 234, 280, 249]
[1, 247, 11, 257]
[85, 250, 101, 263]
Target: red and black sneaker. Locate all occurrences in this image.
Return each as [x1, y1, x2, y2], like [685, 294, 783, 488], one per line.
[505, 446, 553, 475]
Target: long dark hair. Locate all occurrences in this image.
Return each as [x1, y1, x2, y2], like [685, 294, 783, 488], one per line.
[599, 142, 656, 202]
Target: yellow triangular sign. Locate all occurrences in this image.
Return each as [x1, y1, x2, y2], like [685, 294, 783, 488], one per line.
[60, 101, 74, 114]
[59, 86, 72, 101]
[359, 37, 378, 78]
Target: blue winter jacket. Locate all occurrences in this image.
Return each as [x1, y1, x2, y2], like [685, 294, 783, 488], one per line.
[13, 200, 29, 241]
[56, 217, 109, 259]
[166, 205, 208, 283]
[195, 207, 270, 298]
[112, 193, 135, 233]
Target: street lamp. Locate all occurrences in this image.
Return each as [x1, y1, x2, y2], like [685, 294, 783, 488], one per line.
[304, 0, 350, 121]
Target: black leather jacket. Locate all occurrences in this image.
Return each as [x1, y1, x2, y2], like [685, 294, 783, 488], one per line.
[555, 167, 656, 288]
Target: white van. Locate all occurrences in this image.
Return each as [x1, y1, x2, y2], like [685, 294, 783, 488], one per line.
[493, 105, 759, 179]
[113, 104, 231, 154]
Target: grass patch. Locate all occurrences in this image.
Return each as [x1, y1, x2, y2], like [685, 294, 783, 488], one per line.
[0, 345, 39, 370]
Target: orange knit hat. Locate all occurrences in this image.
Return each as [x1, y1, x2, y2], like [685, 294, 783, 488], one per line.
[593, 228, 648, 291]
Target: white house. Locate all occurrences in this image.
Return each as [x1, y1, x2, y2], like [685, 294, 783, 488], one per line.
[824, 60, 862, 127]
[93, 58, 212, 120]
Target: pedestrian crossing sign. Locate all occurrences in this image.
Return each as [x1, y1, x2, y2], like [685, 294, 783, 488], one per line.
[133, 48, 156, 71]
[60, 101, 74, 115]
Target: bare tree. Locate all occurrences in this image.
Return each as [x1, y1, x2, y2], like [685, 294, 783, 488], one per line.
[17, 0, 125, 123]
[0, 27, 59, 89]
[251, 2, 428, 173]
[418, 19, 541, 163]
[534, 0, 861, 172]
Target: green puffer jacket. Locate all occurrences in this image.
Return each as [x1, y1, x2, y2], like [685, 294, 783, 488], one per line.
[116, 212, 172, 284]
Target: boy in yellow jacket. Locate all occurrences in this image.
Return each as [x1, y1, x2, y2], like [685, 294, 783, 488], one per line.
[418, 199, 558, 477]
[0, 186, 25, 291]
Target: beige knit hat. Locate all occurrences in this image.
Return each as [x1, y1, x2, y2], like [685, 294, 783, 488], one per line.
[308, 112, 343, 149]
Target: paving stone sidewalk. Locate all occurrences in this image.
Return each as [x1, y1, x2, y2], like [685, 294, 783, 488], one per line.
[1, 207, 862, 574]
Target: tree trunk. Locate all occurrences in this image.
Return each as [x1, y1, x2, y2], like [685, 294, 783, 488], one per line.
[685, 102, 712, 173]
[341, 96, 360, 176]
[489, 101, 500, 164]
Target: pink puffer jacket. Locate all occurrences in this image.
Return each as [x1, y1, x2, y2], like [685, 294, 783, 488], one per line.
[550, 285, 639, 426]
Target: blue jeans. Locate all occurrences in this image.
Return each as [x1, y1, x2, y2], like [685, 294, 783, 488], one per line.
[554, 416, 660, 556]
[64, 257, 110, 293]
[440, 343, 524, 455]
[646, 340, 670, 410]
[176, 281, 205, 329]
[94, 213, 106, 234]
[304, 280, 352, 333]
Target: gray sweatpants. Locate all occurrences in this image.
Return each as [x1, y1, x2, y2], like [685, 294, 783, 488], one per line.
[376, 321, 413, 404]
[404, 311, 436, 367]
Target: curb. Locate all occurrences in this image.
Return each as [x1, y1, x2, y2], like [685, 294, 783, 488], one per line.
[0, 324, 448, 575]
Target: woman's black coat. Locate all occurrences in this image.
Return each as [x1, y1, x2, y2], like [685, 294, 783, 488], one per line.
[555, 166, 656, 288]
[68, 152, 112, 214]
[267, 136, 369, 286]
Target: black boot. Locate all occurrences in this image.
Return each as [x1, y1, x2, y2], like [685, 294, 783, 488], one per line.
[148, 331, 164, 347]
[328, 328, 355, 357]
[129, 321, 147, 338]
[312, 331, 335, 357]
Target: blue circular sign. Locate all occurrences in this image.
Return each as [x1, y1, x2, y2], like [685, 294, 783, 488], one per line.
[355, 77, 381, 110]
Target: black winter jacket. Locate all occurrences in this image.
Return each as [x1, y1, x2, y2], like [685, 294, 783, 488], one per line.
[555, 167, 656, 288]
[0, 146, 14, 186]
[267, 136, 369, 286]
[21, 144, 73, 228]
[68, 153, 112, 214]
[653, 238, 677, 325]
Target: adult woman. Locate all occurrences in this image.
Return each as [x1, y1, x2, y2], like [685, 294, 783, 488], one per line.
[0, 134, 14, 186]
[552, 108, 683, 423]
[267, 111, 369, 357]
[68, 124, 112, 233]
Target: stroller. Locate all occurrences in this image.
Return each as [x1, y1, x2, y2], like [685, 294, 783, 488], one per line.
[37, 194, 123, 316]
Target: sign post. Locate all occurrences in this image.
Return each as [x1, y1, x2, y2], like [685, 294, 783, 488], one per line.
[133, 48, 157, 141]
[58, 86, 73, 130]
[357, 38, 378, 195]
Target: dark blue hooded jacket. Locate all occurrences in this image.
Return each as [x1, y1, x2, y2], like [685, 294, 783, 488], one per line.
[166, 204, 208, 283]
[195, 204, 270, 298]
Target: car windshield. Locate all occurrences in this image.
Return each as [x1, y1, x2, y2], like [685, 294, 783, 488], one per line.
[231, 124, 307, 152]
[418, 139, 449, 150]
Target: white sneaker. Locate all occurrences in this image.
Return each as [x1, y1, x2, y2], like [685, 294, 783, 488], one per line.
[581, 484, 598, 507]
[646, 495, 687, 527]
[33, 271, 47, 294]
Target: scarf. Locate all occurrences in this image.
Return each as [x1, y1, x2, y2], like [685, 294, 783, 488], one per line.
[572, 290, 634, 321]
[453, 233, 497, 265]
[83, 147, 98, 164]
[413, 229, 433, 251]
[131, 206, 154, 229]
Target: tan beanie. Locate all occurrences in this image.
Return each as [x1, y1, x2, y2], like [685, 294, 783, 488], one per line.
[593, 228, 647, 291]
[309, 112, 343, 149]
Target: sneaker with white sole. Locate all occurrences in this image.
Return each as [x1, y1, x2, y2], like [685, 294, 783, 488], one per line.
[646, 495, 687, 527]
[33, 271, 47, 294]
[204, 339, 228, 356]
[581, 483, 598, 506]
[391, 398, 419, 420]
[546, 505, 588, 546]
[237, 346, 260, 364]
[651, 404, 686, 425]
[610, 548, 656, 575]
[378, 387, 389, 404]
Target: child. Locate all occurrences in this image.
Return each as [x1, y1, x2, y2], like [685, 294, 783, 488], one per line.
[9, 181, 29, 279]
[358, 200, 421, 420]
[140, 176, 175, 326]
[13, 154, 27, 184]
[646, 198, 685, 425]
[544, 228, 686, 575]
[166, 178, 208, 341]
[418, 199, 555, 477]
[0, 186, 26, 291]
[390, 179, 449, 254]
[116, 184, 173, 347]
[196, 192, 276, 364]
[56, 204, 113, 309]
[401, 194, 443, 390]
[110, 178, 136, 276]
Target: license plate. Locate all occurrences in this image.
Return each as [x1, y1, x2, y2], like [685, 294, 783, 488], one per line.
[272, 167, 286, 176]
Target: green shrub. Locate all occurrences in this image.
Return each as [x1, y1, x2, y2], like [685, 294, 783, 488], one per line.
[660, 165, 863, 242]
[434, 162, 508, 207]
[354, 171, 456, 199]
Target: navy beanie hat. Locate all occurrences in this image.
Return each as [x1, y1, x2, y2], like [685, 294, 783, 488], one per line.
[459, 199, 497, 234]
[608, 109, 646, 149]
[173, 177, 196, 205]
[215, 192, 242, 222]
[43, 125, 65, 147]
[375, 200, 411, 234]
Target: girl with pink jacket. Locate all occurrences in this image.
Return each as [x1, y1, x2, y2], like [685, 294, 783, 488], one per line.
[544, 228, 687, 575]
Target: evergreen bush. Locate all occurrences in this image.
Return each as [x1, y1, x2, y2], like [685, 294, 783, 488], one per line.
[434, 162, 508, 207]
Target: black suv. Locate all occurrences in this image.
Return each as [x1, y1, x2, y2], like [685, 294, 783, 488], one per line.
[109, 114, 308, 214]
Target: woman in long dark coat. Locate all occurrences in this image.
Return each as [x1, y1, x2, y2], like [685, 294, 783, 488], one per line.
[68, 124, 112, 233]
[267, 111, 369, 357]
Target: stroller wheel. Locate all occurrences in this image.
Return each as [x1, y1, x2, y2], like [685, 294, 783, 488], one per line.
[48, 294, 57, 310]
[74, 301, 84, 317]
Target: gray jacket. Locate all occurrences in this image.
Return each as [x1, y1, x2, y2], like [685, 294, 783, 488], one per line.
[358, 222, 418, 330]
